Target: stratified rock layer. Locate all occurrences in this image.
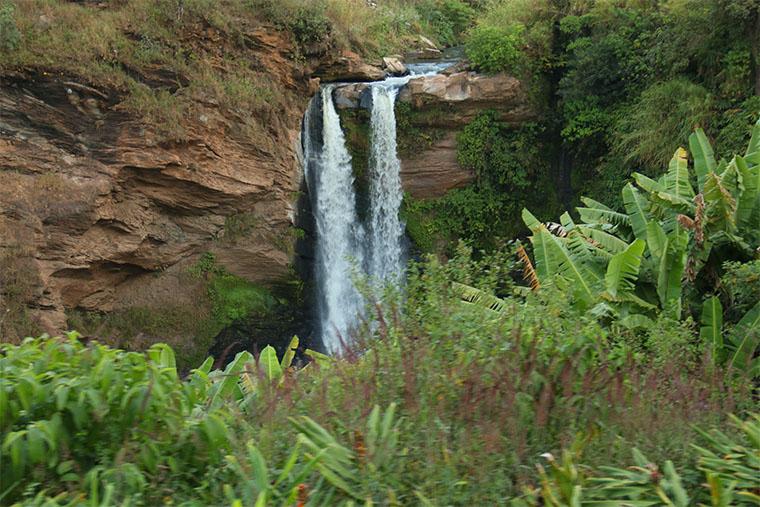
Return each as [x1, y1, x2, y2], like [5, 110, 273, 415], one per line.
[0, 28, 311, 332]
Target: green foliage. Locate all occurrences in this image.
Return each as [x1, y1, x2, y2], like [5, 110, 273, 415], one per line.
[465, 23, 525, 74]
[402, 111, 560, 254]
[523, 121, 760, 374]
[458, 111, 542, 190]
[251, 0, 332, 50]
[720, 260, 760, 321]
[1, 239, 753, 504]
[0, 334, 233, 505]
[0, 2, 20, 52]
[521, 414, 760, 506]
[613, 78, 714, 169]
[415, 0, 476, 46]
[207, 274, 276, 328]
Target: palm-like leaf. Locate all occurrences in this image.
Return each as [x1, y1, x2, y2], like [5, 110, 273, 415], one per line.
[703, 171, 737, 232]
[208, 351, 253, 408]
[699, 296, 723, 364]
[727, 301, 760, 373]
[664, 147, 695, 200]
[745, 118, 760, 163]
[689, 128, 717, 190]
[452, 282, 507, 313]
[622, 183, 650, 240]
[735, 156, 760, 232]
[578, 226, 630, 254]
[604, 239, 646, 298]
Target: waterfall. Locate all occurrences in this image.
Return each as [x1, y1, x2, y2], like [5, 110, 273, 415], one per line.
[367, 83, 405, 283]
[305, 62, 454, 353]
[307, 86, 366, 354]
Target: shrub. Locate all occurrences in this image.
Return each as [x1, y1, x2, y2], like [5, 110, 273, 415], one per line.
[416, 0, 476, 46]
[0, 335, 234, 504]
[612, 78, 713, 170]
[720, 260, 760, 323]
[465, 23, 525, 74]
[0, 2, 20, 52]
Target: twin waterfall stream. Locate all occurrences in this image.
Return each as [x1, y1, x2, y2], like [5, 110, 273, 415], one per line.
[303, 65, 449, 353]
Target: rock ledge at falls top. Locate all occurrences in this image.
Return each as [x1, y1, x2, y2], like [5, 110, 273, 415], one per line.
[333, 71, 534, 126]
[333, 71, 534, 199]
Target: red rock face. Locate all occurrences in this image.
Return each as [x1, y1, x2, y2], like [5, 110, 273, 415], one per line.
[0, 29, 318, 334]
[399, 132, 472, 199]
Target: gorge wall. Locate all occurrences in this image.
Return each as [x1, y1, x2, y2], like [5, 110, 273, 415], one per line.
[0, 24, 532, 356]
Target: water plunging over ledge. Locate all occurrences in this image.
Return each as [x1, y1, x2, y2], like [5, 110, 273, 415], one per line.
[304, 62, 454, 353]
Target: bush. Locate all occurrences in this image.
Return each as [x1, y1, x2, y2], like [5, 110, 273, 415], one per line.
[416, 0, 476, 46]
[612, 78, 713, 170]
[720, 260, 760, 323]
[465, 23, 525, 74]
[0, 2, 20, 52]
[0, 335, 234, 504]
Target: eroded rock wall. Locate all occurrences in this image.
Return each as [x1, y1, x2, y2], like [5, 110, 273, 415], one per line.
[0, 29, 311, 334]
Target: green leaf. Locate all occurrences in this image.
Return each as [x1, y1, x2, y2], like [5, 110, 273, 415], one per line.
[622, 183, 650, 240]
[528, 224, 560, 279]
[736, 157, 759, 230]
[745, 118, 760, 159]
[689, 128, 717, 190]
[281, 336, 299, 370]
[258, 346, 282, 382]
[728, 301, 760, 374]
[605, 239, 645, 297]
[700, 296, 723, 364]
[208, 351, 253, 408]
[663, 147, 695, 200]
[521, 208, 542, 233]
[703, 171, 737, 232]
[452, 282, 507, 313]
[577, 197, 631, 228]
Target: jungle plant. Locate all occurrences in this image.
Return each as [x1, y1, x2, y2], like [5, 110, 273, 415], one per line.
[0, 334, 234, 504]
[518, 120, 760, 371]
[514, 413, 759, 506]
[290, 403, 404, 504]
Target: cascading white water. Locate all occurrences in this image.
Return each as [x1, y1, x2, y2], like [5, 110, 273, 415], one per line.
[309, 86, 366, 354]
[367, 83, 405, 283]
[306, 61, 455, 353]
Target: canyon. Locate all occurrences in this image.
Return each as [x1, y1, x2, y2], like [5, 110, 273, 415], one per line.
[0, 28, 531, 349]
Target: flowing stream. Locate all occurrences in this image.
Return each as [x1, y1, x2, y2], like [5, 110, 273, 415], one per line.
[305, 63, 452, 353]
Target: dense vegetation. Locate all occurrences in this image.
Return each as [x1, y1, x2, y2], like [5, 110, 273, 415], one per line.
[1, 1, 759, 504]
[405, 0, 760, 254]
[2, 122, 758, 504]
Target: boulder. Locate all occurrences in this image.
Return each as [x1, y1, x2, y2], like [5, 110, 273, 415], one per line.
[398, 71, 534, 126]
[314, 50, 385, 82]
[382, 56, 407, 76]
[405, 35, 443, 60]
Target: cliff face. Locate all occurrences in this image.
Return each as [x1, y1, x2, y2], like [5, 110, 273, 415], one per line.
[334, 71, 534, 199]
[0, 28, 312, 334]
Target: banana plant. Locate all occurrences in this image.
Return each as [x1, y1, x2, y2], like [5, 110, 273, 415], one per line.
[698, 297, 759, 375]
[522, 120, 760, 318]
